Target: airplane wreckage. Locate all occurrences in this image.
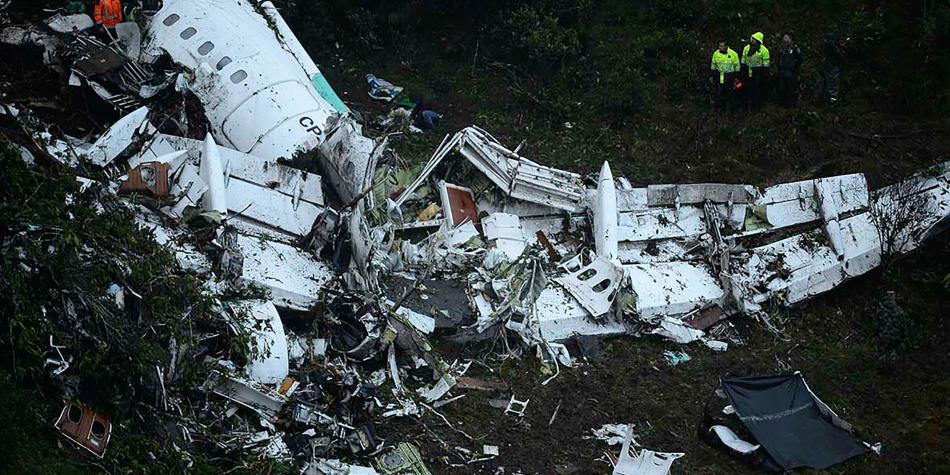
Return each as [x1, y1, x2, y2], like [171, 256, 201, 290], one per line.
[1, 1, 948, 473]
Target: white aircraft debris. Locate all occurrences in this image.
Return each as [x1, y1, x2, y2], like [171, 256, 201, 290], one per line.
[612, 426, 683, 475]
[2, 1, 948, 471]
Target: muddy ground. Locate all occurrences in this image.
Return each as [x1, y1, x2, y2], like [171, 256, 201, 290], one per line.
[374, 239, 950, 474]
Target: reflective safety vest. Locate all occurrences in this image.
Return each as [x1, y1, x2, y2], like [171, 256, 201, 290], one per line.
[94, 0, 123, 28]
[710, 48, 740, 84]
[741, 44, 770, 76]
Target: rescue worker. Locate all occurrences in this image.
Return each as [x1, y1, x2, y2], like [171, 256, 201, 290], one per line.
[709, 40, 740, 111]
[93, 0, 123, 29]
[775, 34, 804, 107]
[741, 32, 770, 109]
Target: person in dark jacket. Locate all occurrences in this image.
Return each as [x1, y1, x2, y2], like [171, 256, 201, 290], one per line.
[820, 34, 848, 105]
[775, 35, 804, 106]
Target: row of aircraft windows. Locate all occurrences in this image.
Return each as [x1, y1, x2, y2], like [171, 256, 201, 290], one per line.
[162, 13, 246, 85]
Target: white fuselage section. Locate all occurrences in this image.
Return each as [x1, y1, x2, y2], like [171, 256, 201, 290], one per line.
[143, 0, 333, 161]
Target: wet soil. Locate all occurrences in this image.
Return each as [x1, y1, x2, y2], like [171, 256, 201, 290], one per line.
[379, 238, 950, 474]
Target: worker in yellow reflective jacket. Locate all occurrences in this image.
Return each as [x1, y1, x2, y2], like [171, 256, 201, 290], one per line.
[741, 31, 770, 109]
[710, 39, 740, 111]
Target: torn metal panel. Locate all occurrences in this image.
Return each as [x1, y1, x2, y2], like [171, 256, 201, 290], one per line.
[743, 217, 880, 306]
[626, 262, 725, 318]
[617, 201, 746, 245]
[617, 206, 706, 242]
[438, 181, 480, 228]
[652, 316, 705, 344]
[83, 105, 153, 166]
[594, 161, 619, 262]
[318, 116, 381, 204]
[483, 213, 529, 260]
[114, 22, 143, 60]
[144, 134, 326, 236]
[206, 141, 325, 207]
[164, 161, 208, 218]
[222, 177, 323, 236]
[54, 402, 112, 458]
[589, 424, 636, 447]
[617, 240, 694, 265]
[647, 183, 756, 206]
[555, 256, 624, 317]
[392, 305, 436, 335]
[534, 286, 629, 342]
[613, 426, 683, 475]
[816, 177, 846, 258]
[208, 372, 285, 421]
[46, 14, 95, 34]
[418, 374, 456, 402]
[307, 459, 379, 475]
[134, 211, 212, 273]
[614, 450, 683, 475]
[232, 300, 289, 385]
[396, 127, 585, 212]
[752, 174, 869, 230]
[236, 233, 334, 311]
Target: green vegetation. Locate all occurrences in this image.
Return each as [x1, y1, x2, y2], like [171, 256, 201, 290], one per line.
[277, 0, 949, 186]
[0, 141, 282, 473]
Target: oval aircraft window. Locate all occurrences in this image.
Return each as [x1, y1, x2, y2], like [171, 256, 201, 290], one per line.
[230, 70, 248, 84]
[180, 27, 197, 40]
[216, 56, 232, 70]
[198, 41, 214, 55]
[162, 14, 180, 26]
[90, 420, 106, 438]
[67, 404, 83, 423]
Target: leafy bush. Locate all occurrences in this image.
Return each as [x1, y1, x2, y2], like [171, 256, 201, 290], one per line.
[497, 4, 583, 72]
[871, 292, 919, 365]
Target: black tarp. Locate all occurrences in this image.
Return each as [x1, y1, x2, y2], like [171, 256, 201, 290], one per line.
[721, 373, 866, 471]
